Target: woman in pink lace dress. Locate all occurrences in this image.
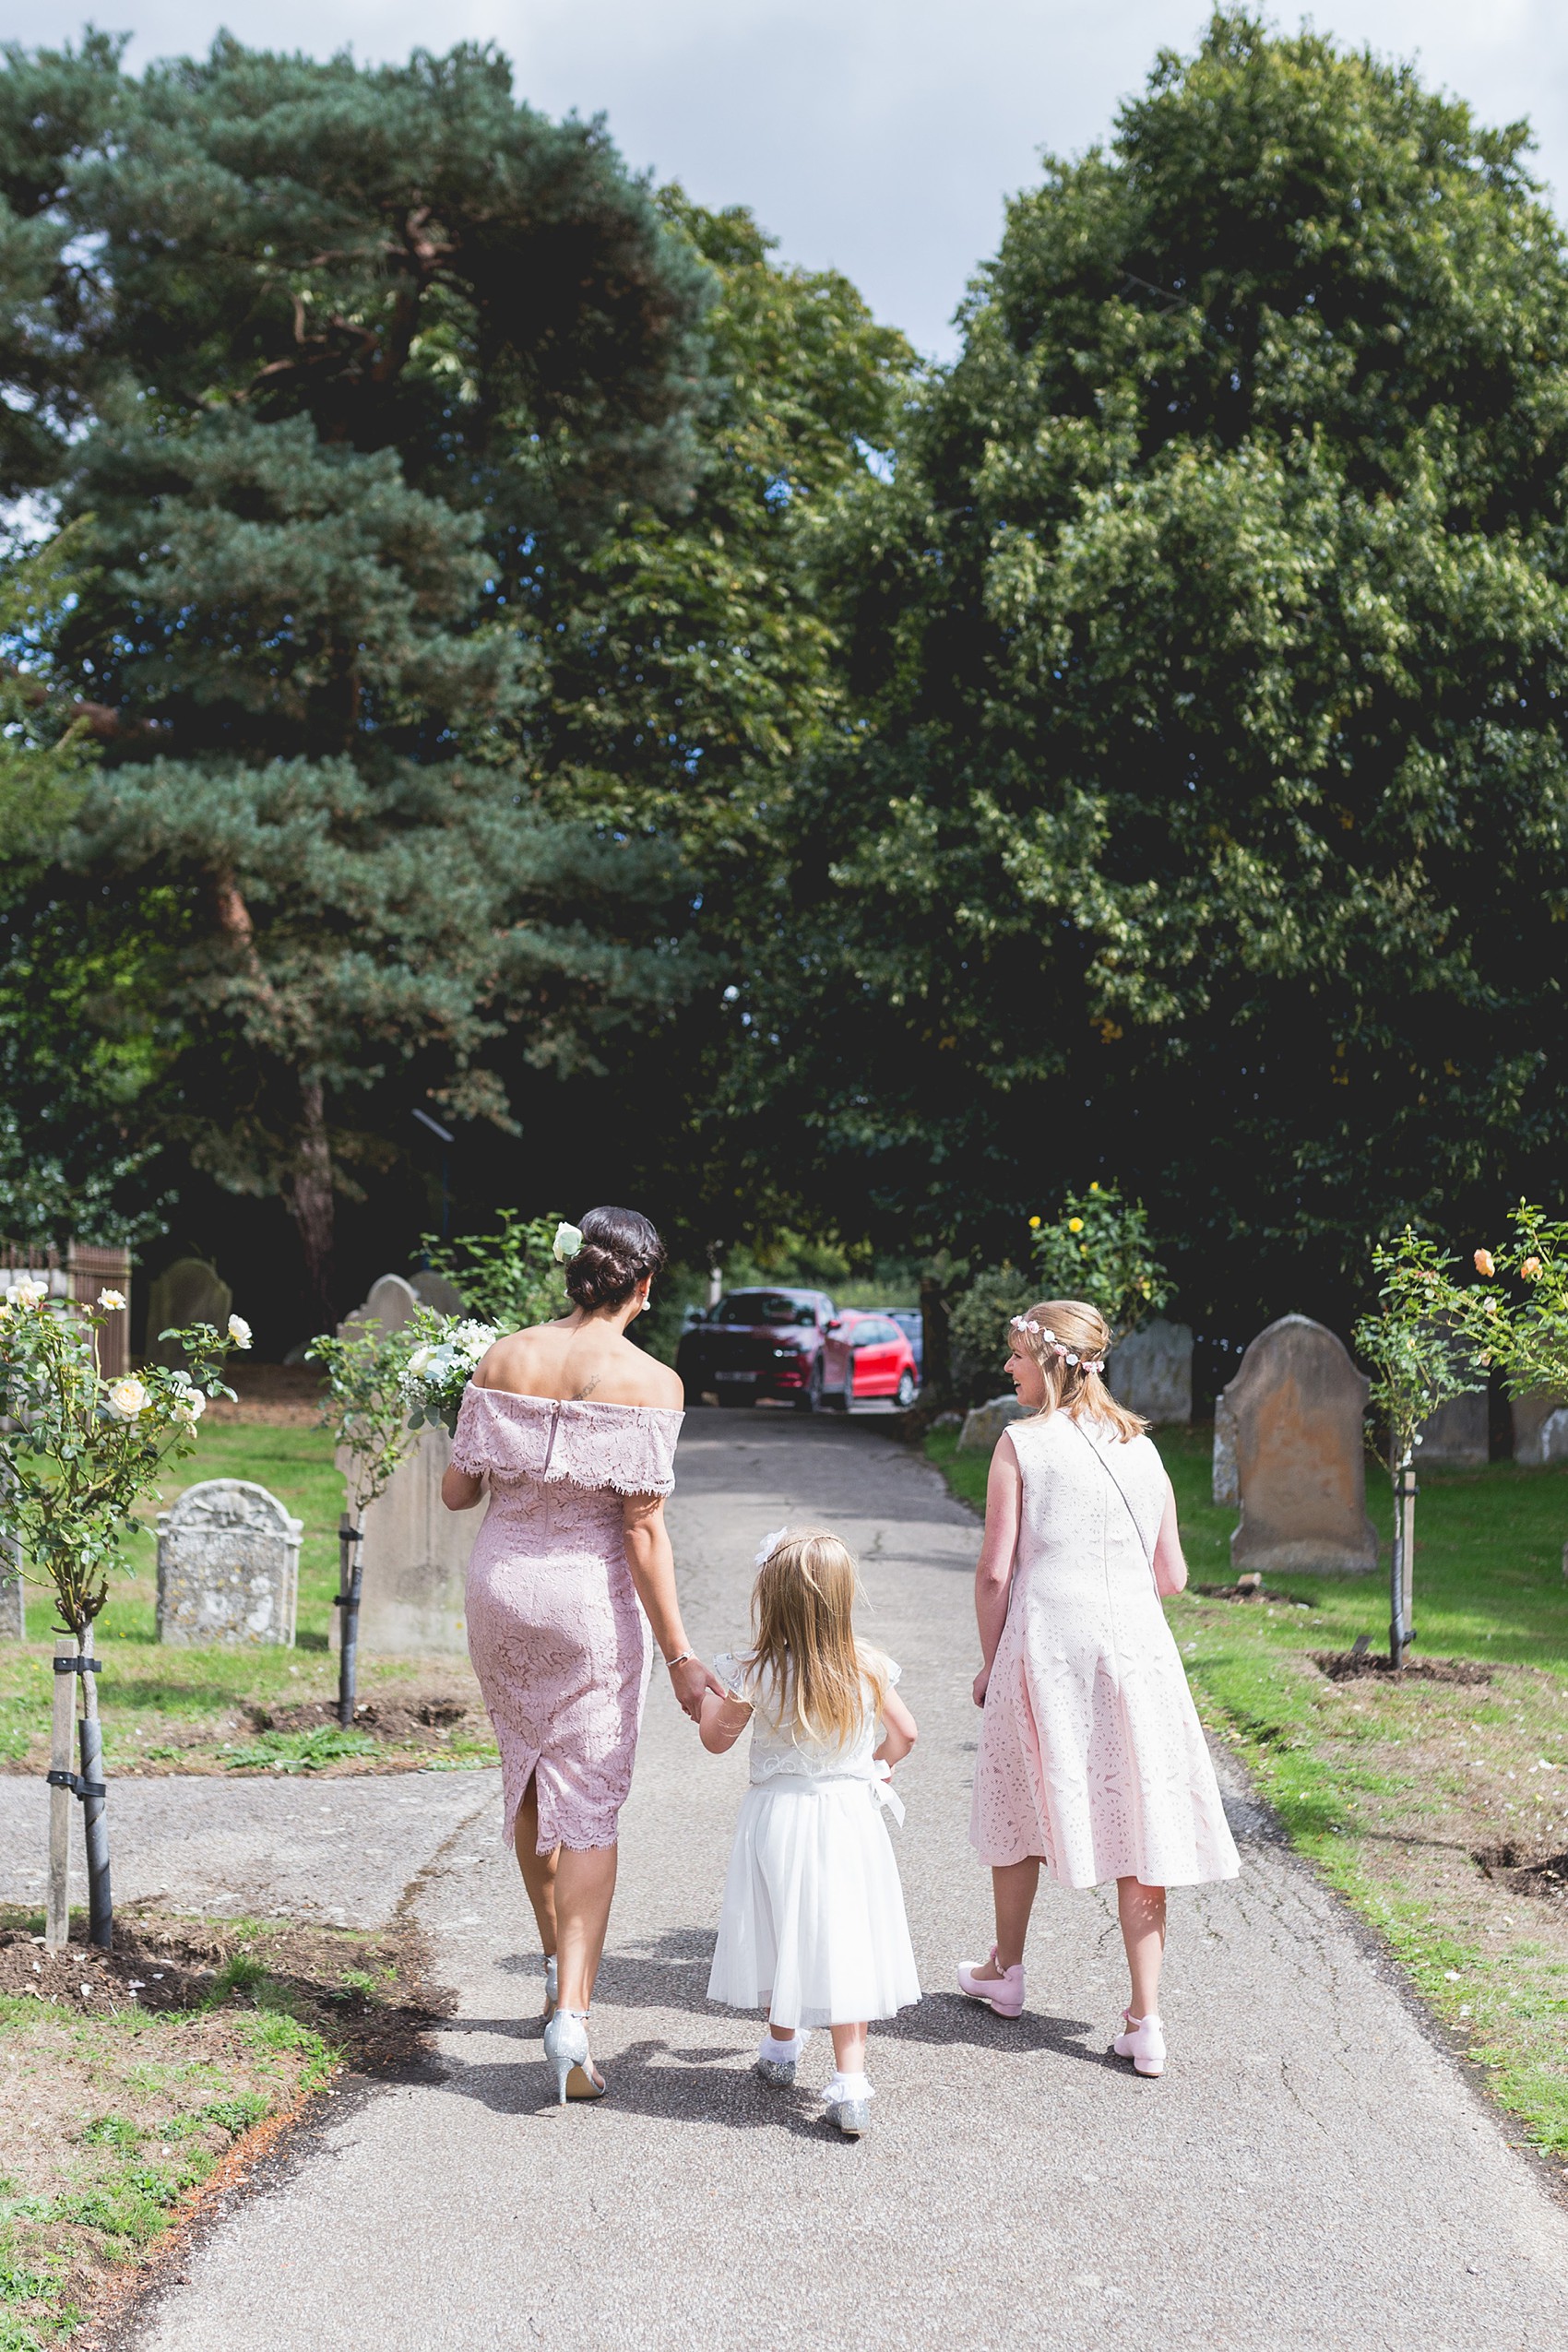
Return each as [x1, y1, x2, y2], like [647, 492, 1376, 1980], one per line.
[957, 1299, 1238, 2079]
[441, 1206, 719, 2101]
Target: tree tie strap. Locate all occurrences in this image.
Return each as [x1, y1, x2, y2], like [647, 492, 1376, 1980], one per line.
[53, 1657, 101, 1675]
[46, 1768, 108, 1800]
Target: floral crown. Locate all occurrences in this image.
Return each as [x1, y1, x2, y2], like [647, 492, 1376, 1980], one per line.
[1010, 1314, 1105, 1375]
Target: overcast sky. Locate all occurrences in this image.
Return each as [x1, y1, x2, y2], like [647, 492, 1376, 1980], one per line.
[21, 1, 1568, 358]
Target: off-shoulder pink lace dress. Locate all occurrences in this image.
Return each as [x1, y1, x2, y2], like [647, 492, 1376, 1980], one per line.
[450, 1384, 683, 1854]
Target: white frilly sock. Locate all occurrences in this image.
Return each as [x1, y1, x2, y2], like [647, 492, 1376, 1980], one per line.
[758, 2029, 806, 2063]
[821, 2069, 873, 2104]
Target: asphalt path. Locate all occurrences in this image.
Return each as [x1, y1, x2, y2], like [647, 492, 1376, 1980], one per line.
[96, 1410, 1568, 2350]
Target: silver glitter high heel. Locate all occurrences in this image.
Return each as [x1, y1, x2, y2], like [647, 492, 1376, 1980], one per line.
[542, 2006, 604, 2103]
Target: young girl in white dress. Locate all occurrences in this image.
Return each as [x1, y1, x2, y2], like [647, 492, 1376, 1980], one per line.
[701, 1527, 921, 2137]
[959, 1299, 1239, 2079]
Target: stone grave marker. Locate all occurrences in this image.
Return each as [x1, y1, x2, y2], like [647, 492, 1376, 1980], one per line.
[339, 1425, 484, 1656]
[157, 1480, 302, 1646]
[1220, 1315, 1378, 1575]
[1108, 1318, 1194, 1426]
[1418, 1390, 1489, 1467]
[410, 1270, 465, 1317]
[145, 1258, 232, 1369]
[957, 1394, 1028, 1453]
[1512, 1392, 1568, 1466]
[339, 1272, 421, 1342]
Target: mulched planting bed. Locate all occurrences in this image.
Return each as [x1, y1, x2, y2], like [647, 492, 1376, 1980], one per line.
[0, 1904, 447, 2347]
[1313, 1651, 1494, 1685]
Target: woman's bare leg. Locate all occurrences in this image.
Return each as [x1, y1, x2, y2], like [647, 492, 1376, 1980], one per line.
[972, 1857, 1040, 1977]
[512, 1775, 559, 1957]
[1117, 1877, 1167, 2016]
[554, 1845, 619, 2014]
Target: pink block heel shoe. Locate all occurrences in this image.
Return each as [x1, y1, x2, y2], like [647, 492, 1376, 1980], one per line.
[1112, 2009, 1166, 2077]
[956, 1946, 1025, 2019]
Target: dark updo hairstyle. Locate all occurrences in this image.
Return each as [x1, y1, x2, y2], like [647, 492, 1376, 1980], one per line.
[564, 1206, 667, 1313]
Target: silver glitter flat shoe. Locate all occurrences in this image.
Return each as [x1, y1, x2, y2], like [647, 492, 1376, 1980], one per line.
[826, 2097, 871, 2138]
[755, 2052, 797, 2088]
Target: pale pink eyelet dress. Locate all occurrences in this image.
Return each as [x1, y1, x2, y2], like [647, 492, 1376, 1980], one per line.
[450, 1384, 683, 1854]
[970, 1409, 1240, 1888]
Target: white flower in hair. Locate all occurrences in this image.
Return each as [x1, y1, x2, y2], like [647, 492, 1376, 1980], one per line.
[552, 1221, 585, 1263]
[755, 1526, 790, 1568]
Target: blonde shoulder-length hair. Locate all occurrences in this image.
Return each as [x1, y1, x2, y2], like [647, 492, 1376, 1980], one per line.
[743, 1528, 888, 1752]
[1013, 1298, 1147, 1443]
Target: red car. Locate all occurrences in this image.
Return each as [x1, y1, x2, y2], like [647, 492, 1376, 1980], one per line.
[820, 1312, 921, 1411]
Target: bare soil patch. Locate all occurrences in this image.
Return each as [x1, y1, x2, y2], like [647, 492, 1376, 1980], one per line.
[1474, 1843, 1568, 1902]
[201, 1362, 326, 1427]
[1196, 1580, 1316, 1607]
[1314, 1650, 1494, 1685]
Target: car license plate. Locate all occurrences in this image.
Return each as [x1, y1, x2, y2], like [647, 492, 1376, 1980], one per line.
[715, 1370, 756, 1383]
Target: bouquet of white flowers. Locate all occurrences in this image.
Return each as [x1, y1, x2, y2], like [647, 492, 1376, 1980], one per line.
[401, 1309, 499, 1434]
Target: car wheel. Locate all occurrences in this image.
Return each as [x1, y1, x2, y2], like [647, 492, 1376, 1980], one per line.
[718, 1391, 756, 1409]
[801, 1361, 825, 1414]
[895, 1369, 917, 1409]
[838, 1377, 854, 1413]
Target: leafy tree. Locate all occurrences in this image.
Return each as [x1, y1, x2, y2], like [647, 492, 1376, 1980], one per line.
[745, 11, 1568, 1330]
[0, 36, 714, 1313]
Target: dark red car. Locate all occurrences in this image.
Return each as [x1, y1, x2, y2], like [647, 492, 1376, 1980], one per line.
[675, 1289, 837, 1409]
[819, 1311, 921, 1411]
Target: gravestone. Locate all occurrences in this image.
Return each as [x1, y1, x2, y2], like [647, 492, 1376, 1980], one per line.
[0, 1531, 22, 1639]
[1512, 1392, 1568, 1466]
[1220, 1315, 1379, 1575]
[1419, 1391, 1489, 1467]
[1108, 1319, 1194, 1425]
[146, 1259, 232, 1369]
[157, 1480, 302, 1646]
[339, 1273, 421, 1343]
[957, 1394, 1028, 1453]
[1212, 1395, 1239, 1506]
[338, 1426, 484, 1656]
[410, 1270, 465, 1317]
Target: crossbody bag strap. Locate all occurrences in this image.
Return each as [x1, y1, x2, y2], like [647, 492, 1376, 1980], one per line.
[1066, 1416, 1162, 1599]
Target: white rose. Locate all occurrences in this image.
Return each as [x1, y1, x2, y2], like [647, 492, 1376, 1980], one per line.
[97, 1289, 126, 1313]
[7, 1277, 47, 1310]
[406, 1345, 434, 1380]
[172, 1390, 206, 1425]
[227, 1314, 253, 1349]
[552, 1222, 585, 1264]
[106, 1376, 149, 1420]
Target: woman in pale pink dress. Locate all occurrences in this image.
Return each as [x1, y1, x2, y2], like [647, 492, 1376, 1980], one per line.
[441, 1206, 720, 2102]
[957, 1299, 1238, 2078]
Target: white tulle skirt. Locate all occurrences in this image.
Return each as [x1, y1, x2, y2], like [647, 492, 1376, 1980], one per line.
[707, 1776, 921, 2029]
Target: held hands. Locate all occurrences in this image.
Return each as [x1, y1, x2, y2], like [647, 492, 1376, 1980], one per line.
[668, 1653, 724, 1725]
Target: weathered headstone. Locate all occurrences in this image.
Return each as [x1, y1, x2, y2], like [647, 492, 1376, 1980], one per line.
[1512, 1392, 1568, 1467]
[146, 1258, 232, 1369]
[0, 1531, 22, 1639]
[957, 1394, 1028, 1453]
[157, 1480, 302, 1646]
[339, 1273, 421, 1342]
[1220, 1315, 1379, 1575]
[338, 1425, 484, 1656]
[1212, 1394, 1239, 1505]
[1419, 1391, 1490, 1467]
[410, 1270, 465, 1317]
[1108, 1318, 1194, 1425]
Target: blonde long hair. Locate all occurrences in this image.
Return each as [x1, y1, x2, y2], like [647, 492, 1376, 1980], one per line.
[1013, 1298, 1147, 1443]
[745, 1529, 887, 1751]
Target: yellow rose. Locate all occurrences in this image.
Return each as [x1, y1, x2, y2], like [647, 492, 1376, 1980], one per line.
[1068, 1218, 1084, 1233]
[1028, 1216, 1040, 1229]
[1474, 1249, 1495, 1278]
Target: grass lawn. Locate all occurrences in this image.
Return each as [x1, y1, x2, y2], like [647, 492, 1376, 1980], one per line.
[926, 1422, 1568, 2166]
[0, 1903, 435, 2350]
[0, 1422, 496, 1779]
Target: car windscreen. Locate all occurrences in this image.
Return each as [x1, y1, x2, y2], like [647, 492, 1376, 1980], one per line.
[715, 1292, 816, 1326]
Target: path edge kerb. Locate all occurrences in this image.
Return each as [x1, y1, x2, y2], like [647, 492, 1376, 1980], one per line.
[97, 1781, 496, 2352]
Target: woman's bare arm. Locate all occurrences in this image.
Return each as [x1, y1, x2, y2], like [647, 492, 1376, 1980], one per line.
[1152, 1480, 1188, 1595]
[623, 1492, 724, 1721]
[972, 1434, 1023, 1705]
[440, 1461, 484, 1512]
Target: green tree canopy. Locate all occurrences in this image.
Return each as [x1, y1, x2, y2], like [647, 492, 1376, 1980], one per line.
[743, 10, 1568, 1330]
